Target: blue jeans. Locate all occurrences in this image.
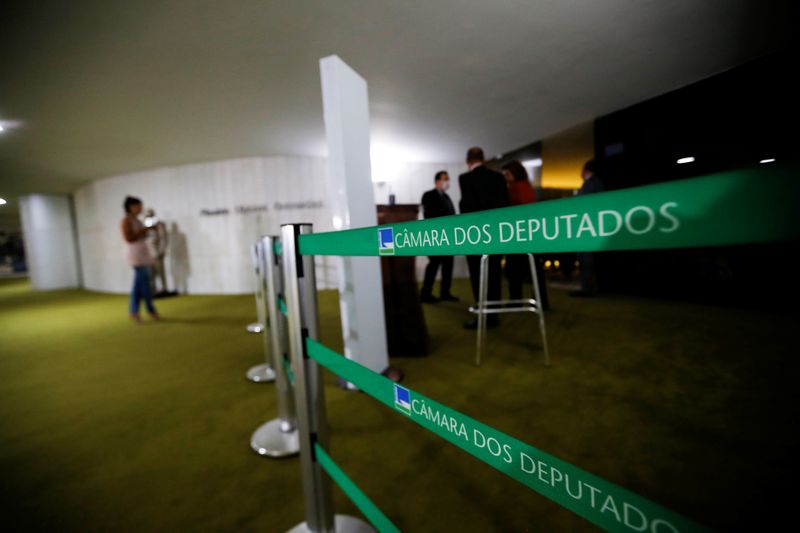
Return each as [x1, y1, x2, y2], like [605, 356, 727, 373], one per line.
[130, 266, 156, 314]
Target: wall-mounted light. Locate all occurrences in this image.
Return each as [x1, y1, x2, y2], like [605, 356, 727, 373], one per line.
[677, 157, 695, 164]
[521, 158, 543, 168]
[370, 142, 413, 183]
[0, 198, 7, 206]
[0, 119, 22, 133]
[760, 158, 776, 164]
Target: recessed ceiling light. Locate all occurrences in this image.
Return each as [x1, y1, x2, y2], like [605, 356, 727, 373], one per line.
[759, 158, 776, 164]
[677, 157, 695, 164]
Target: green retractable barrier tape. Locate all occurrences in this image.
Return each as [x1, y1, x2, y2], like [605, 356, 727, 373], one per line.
[300, 165, 800, 257]
[307, 338, 709, 533]
[315, 443, 401, 533]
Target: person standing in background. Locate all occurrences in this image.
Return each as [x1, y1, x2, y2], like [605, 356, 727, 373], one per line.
[501, 160, 549, 310]
[571, 160, 603, 297]
[121, 196, 159, 322]
[459, 147, 509, 329]
[420, 171, 459, 303]
[144, 208, 169, 296]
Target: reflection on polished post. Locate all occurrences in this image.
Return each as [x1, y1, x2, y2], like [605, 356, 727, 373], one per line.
[527, 253, 550, 367]
[250, 235, 300, 458]
[282, 223, 374, 533]
[246, 240, 276, 383]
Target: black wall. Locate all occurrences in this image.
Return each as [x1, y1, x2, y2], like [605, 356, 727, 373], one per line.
[591, 51, 799, 309]
[595, 52, 797, 188]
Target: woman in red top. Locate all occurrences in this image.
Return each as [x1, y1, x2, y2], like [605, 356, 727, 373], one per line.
[501, 161, 549, 310]
[504, 160, 537, 205]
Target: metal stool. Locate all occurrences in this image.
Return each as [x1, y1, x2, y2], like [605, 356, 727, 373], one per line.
[468, 253, 550, 367]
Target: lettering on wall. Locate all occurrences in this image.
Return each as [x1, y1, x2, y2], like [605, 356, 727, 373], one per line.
[199, 202, 324, 217]
[274, 201, 324, 210]
[236, 205, 269, 214]
[200, 208, 230, 216]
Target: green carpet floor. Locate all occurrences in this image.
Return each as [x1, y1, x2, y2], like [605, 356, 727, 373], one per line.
[1, 277, 798, 532]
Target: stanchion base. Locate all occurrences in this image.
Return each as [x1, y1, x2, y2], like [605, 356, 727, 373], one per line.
[251, 418, 300, 458]
[336, 376, 360, 391]
[246, 363, 276, 383]
[288, 515, 375, 533]
[246, 322, 264, 334]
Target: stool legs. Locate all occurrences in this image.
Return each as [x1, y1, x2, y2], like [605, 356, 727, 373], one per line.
[473, 253, 550, 367]
[528, 254, 550, 367]
[476, 254, 490, 366]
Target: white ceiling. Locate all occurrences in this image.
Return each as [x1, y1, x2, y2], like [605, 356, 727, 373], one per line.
[0, 0, 791, 211]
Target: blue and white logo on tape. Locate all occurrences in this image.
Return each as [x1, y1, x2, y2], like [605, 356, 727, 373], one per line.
[394, 384, 411, 415]
[378, 227, 394, 256]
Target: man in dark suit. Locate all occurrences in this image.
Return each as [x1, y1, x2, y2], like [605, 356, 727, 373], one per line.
[572, 159, 604, 297]
[459, 147, 509, 329]
[420, 171, 459, 303]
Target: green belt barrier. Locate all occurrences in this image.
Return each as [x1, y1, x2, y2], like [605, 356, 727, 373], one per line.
[314, 442, 401, 533]
[282, 355, 294, 385]
[278, 297, 288, 316]
[299, 165, 800, 257]
[306, 337, 708, 533]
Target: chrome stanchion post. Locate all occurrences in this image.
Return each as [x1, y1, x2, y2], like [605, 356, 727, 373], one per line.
[528, 253, 550, 367]
[283, 223, 333, 531]
[250, 235, 300, 457]
[282, 223, 373, 533]
[247, 239, 276, 383]
[247, 242, 266, 334]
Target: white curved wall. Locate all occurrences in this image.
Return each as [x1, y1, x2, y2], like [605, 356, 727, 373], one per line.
[74, 156, 337, 294]
[74, 156, 468, 295]
[19, 194, 81, 289]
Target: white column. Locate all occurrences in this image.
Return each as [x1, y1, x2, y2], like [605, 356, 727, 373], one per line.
[319, 55, 389, 374]
[19, 194, 80, 290]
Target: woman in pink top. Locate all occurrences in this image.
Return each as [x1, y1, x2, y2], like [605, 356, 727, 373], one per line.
[121, 196, 159, 322]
